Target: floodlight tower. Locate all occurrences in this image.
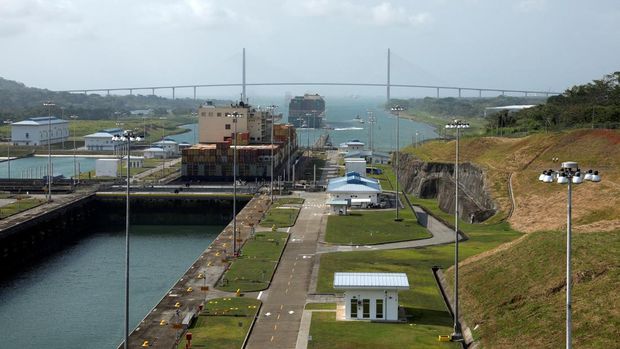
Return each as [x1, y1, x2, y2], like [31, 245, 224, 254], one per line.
[538, 162, 600, 349]
[444, 119, 470, 342]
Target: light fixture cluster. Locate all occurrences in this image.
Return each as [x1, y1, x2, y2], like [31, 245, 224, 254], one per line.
[390, 105, 405, 113]
[539, 161, 601, 184]
[112, 131, 141, 142]
[445, 120, 470, 129]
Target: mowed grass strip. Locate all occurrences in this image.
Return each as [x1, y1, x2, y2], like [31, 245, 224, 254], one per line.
[304, 303, 336, 310]
[325, 208, 431, 245]
[217, 231, 288, 292]
[176, 297, 260, 349]
[259, 197, 304, 228]
[0, 198, 45, 218]
[308, 312, 458, 349]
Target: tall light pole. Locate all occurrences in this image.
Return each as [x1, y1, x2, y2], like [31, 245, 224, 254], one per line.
[265, 105, 278, 201]
[70, 115, 79, 184]
[390, 105, 405, 221]
[444, 119, 469, 342]
[5, 120, 12, 179]
[226, 111, 243, 257]
[538, 163, 600, 349]
[43, 101, 55, 203]
[367, 111, 376, 164]
[112, 130, 141, 349]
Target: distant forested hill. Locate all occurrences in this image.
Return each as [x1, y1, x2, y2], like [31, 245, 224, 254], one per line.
[0, 77, 204, 120]
[390, 95, 547, 119]
[495, 72, 620, 132]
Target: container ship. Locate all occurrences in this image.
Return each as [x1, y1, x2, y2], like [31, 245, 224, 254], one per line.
[288, 94, 325, 128]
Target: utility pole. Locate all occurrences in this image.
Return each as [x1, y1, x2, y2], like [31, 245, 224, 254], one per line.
[387, 48, 391, 104]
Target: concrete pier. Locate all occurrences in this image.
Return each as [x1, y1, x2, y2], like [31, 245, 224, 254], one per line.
[120, 194, 272, 348]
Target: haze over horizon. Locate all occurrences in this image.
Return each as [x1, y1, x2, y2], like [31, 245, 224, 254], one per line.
[1, 0, 619, 98]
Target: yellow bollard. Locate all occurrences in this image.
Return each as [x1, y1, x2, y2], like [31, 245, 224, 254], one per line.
[236, 289, 241, 297]
[438, 335, 451, 342]
[142, 340, 149, 347]
[175, 302, 181, 308]
[187, 287, 193, 292]
[159, 320, 167, 326]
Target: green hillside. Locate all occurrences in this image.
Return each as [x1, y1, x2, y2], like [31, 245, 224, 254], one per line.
[406, 128, 619, 348]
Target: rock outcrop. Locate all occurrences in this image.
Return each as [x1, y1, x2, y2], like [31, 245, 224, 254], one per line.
[397, 153, 496, 223]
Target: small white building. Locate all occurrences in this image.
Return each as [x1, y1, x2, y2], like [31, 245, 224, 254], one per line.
[327, 199, 349, 215]
[153, 139, 179, 157]
[84, 128, 125, 151]
[326, 172, 382, 207]
[345, 158, 366, 175]
[11, 117, 69, 146]
[338, 140, 365, 153]
[95, 158, 120, 177]
[344, 150, 390, 165]
[121, 156, 144, 168]
[143, 147, 166, 159]
[334, 272, 409, 321]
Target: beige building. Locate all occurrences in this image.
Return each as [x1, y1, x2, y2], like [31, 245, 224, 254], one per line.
[198, 101, 272, 143]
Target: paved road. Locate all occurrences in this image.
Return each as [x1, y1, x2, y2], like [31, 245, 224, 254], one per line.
[245, 192, 327, 349]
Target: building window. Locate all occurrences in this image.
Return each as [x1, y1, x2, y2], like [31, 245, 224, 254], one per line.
[208, 112, 213, 116]
[350, 298, 358, 318]
[376, 299, 383, 319]
[25, 133, 29, 138]
[201, 112, 206, 117]
[225, 124, 231, 130]
[362, 299, 370, 318]
[217, 112, 222, 117]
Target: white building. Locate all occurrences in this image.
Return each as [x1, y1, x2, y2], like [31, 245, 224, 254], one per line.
[153, 139, 179, 157]
[345, 158, 366, 175]
[326, 172, 382, 207]
[345, 150, 391, 165]
[95, 159, 120, 177]
[334, 272, 409, 321]
[143, 147, 166, 159]
[121, 156, 144, 168]
[84, 128, 125, 151]
[339, 140, 365, 152]
[11, 117, 69, 146]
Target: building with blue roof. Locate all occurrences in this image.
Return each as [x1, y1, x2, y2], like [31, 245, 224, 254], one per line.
[326, 171, 382, 208]
[11, 116, 69, 146]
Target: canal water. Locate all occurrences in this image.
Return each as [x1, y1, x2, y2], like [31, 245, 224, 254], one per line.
[0, 224, 222, 349]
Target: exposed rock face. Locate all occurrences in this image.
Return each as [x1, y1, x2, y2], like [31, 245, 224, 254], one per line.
[397, 153, 496, 223]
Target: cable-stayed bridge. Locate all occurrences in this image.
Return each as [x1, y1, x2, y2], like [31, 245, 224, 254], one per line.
[59, 49, 562, 101]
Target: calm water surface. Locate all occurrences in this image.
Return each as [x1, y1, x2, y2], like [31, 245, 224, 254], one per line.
[0, 224, 221, 349]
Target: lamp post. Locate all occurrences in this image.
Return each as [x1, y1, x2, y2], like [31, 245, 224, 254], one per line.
[69, 115, 79, 184]
[265, 105, 278, 202]
[5, 120, 12, 179]
[390, 105, 405, 221]
[444, 119, 469, 342]
[226, 111, 243, 257]
[43, 101, 55, 203]
[112, 130, 141, 349]
[538, 163, 600, 349]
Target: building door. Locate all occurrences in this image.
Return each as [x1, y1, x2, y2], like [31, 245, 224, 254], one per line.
[362, 299, 370, 319]
[375, 299, 384, 319]
[350, 298, 358, 319]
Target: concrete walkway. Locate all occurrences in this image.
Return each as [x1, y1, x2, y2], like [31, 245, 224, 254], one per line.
[245, 192, 327, 349]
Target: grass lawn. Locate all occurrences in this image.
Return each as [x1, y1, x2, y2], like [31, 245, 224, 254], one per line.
[325, 209, 431, 245]
[217, 231, 288, 292]
[313, 197, 522, 348]
[305, 303, 336, 310]
[308, 312, 458, 349]
[259, 197, 304, 228]
[0, 198, 45, 218]
[176, 297, 260, 349]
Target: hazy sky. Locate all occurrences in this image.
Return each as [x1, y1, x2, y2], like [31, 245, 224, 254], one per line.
[1, 0, 619, 98]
